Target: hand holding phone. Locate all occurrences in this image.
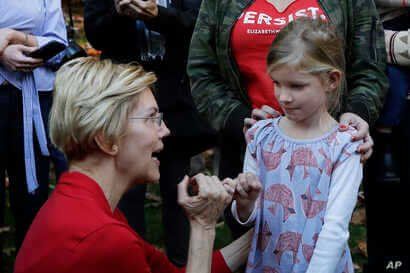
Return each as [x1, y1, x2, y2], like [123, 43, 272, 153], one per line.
[27, 41, 66, 60]
[1, 44, 43, 72]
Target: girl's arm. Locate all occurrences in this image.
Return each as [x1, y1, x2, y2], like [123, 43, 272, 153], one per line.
[306, 153, 363, 273]
[243, 146, 258, 175]
[231, 147, 260, 224]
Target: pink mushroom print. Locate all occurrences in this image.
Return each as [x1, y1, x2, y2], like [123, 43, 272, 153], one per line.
[273, 232, 302, 265]
[262, 144, 286, 171]
[318, 148, 332, 176]
[286, 147, 321, 180]
[264, 184, 296, 222]
[301, 185, 327, 219]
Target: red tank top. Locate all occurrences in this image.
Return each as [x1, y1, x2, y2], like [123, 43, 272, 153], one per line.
[231, 0, 327, 111]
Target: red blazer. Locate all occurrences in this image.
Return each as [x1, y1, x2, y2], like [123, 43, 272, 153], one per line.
[14, 172, 230, 273]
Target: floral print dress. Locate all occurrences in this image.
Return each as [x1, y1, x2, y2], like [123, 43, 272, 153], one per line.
[244, 117, 362, 273]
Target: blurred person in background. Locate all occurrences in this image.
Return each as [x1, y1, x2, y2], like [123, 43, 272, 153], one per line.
[0, 0, 67, 263]
[374, 0, 410, 181]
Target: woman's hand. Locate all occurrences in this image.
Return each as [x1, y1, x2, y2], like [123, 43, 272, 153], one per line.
[178, 174, 232, 230]
[0, 44, 43, 72]
[339, 112, 373, 163]
[0, 28, 14, 55]
[234, 173, 262, 221]
[114, 0, 132, 16]
[114, 0, 158, 20]
[244, 105, 280, 133]
[129, 0, 158, 19]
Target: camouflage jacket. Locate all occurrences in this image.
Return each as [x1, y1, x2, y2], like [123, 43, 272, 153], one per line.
[187, 0, 388, 134]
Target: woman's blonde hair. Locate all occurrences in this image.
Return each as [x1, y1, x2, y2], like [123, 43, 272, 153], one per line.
[267, 18, 345, 113]
[49, 57, 157, 160]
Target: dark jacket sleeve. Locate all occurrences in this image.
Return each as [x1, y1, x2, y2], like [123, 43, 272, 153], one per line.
[187, 0, 251, 138]
[83, 0, 139, 62]
[148, 3, 204, 72]
[146, 5, 198, 42]
[343, 0, 389, 126]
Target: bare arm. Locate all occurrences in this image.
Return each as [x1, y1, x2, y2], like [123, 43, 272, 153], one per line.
[178, 174, 232, 273]
[186, 223, 217, 273]
[306, 153, 363, 273]
[220, 228, 254, 272]
[0, 28, 38, 55]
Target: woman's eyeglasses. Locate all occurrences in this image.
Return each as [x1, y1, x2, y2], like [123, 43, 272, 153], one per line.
[129, 112, 163, 127]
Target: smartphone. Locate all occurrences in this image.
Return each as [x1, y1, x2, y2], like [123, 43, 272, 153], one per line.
[27, 41, 66, 60]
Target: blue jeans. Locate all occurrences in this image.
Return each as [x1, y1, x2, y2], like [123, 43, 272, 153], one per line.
[377, 65, 409, 127]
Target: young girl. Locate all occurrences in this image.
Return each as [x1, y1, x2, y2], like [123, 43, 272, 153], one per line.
[232, 19, 363, 273]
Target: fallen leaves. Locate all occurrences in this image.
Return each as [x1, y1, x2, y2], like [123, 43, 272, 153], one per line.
[351, 207, 366, 225]
[358, 241, 368, 257]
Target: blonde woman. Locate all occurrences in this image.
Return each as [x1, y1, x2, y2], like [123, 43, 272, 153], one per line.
[14, 58, 253, 273]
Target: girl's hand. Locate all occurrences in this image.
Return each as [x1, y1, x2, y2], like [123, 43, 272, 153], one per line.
[339, 112, 373, 163]
[178, 174, 231, 229]
[244, 105, 280, 133]
[0, 44, 43, 72]
[222, 177, 237, 198]
[234, 173, 262, 221]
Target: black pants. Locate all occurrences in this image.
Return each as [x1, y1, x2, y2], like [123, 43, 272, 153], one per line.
[0, 84, 50, 257]
[119, 136, 190, 266]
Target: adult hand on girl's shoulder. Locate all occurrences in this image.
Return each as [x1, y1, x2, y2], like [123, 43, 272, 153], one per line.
[234, 173, 262, 222]
[339, 112, 374, 163]
[243, 105, 280, 134]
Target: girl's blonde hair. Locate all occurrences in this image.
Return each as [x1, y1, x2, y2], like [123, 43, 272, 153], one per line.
[49, 57, 157, 161]
[267, 18, 345, 113]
